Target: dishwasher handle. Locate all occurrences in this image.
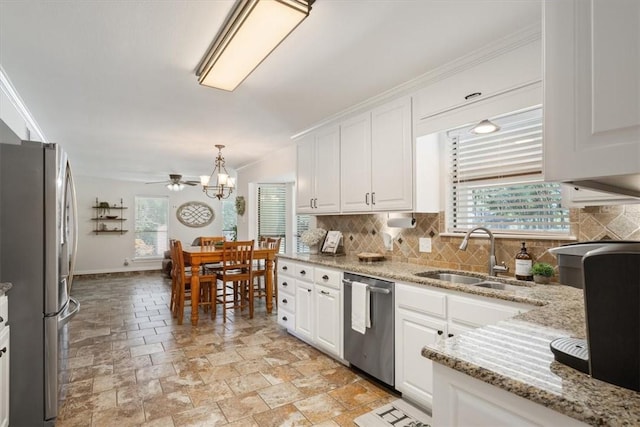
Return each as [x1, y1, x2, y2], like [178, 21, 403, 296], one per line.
[342, 279, 391, 294]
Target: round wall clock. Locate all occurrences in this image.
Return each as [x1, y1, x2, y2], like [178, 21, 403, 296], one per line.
[176, 201, 215, 228]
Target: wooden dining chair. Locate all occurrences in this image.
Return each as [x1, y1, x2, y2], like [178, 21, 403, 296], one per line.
[253, 237, 281, 308]
[171, 239, 214, 324]
[214, 240, 255, 322]
[199, 235, 226, 275]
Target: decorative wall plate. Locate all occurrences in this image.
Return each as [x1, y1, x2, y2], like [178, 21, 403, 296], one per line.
[176, 201, 215, 228]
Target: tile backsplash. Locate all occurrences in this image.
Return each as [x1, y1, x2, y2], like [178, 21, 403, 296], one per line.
[316, 204, 640, 274]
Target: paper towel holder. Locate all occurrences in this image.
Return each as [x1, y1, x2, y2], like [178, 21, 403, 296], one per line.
[386, 214, 416, 229]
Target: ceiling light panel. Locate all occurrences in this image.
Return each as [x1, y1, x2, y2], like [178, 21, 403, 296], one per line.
[198, 0, 311, 91]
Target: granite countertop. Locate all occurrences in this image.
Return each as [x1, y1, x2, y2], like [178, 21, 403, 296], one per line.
[280, 254, 640, 426]
[0, 282, 12, 296]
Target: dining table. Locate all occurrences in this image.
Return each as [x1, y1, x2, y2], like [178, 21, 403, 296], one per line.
[182, 245, 278, 326]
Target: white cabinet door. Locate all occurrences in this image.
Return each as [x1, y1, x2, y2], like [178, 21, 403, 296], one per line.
[433, 364, 588, 427]
[0, 326, 9, 427]
[371, 97, 413, 211]
[295, 124, 341, 214]
[395, 306, 446, 409]
[295, 280, 314, 342]
[296, 134, 315, 213]
[314, 284, 341, 357]
[544, 0, 640, 184]
[313, 125, 341, 213]
[340, 112, 372, 212]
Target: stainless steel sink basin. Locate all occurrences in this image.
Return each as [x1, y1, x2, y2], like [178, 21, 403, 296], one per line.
[473, 281, 511, 290]
[415, 272, 484, 285]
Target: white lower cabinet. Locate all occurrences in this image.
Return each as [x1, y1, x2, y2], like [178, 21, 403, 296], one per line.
[433, 364, 587, 427]
[277, 260, 343, 359]
[395, 283, 447, 409]
[395, 282, 533, 411]
[294, 279, 314, 342]
[314, 284, 341, 356]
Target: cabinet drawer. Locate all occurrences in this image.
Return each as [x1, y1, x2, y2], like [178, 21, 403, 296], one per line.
[448, 296, 522, 328]
[314, 267, 341, 290]
[295, 263, 313, 280]
[277, 309, 295, 330]
[0, 295, 7, 327]
[277, 290, 296, 312]
[278, 259, 296, 276]
[278, 276, 295, 295]
[396, 283, 447, 319]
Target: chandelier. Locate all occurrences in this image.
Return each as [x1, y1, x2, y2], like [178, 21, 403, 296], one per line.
[200, 144, 235, 200]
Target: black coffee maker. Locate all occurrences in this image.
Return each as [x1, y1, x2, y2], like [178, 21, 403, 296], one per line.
[550, 242, 640, 391]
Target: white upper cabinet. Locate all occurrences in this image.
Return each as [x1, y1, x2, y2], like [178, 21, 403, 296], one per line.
[341, 97, 413, 212]
[296, 124, 341, 214]
[544, 1, 640, 188]
[413, 39, 542, 136]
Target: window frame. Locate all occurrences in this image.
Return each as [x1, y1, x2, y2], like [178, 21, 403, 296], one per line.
[444, 106, 570, 237]
[133, 195, 169, 259]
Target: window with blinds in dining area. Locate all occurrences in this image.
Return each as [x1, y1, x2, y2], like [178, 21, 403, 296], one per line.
[257, 184, 286, 253]
[446, 106, 570, 235]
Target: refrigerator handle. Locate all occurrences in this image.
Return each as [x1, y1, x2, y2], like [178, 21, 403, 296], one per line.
[59, 297, 80, 327]
[66, 162, 78, 293]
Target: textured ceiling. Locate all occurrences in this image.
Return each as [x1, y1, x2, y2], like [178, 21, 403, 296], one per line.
[0, 0, 541, 182]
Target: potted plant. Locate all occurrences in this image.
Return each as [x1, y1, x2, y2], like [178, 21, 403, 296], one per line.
[531, 262, 554, 284]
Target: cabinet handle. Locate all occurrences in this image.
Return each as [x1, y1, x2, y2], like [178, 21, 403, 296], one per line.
[0, 347, 6, 357]
[307, 288, 312, 293]
[300, 270, 306, 276]
[322, 275, 329, 280]
[309, 198, 313, 208]
[437, 330, 443, 335]
[365, 193, 370, 205]
[282, 282, 288, 287]
[282, 298, 288, 304]
[0, 316, 3, 323]
[282, 316, 288, 322]
[464, 92, 482, 100]
[371, 192, 376, 205]
[313, 198, 318, 209]
[282, 266, 288, 271]
[448, 333, 454, 338]
[320, 290, 330, 295]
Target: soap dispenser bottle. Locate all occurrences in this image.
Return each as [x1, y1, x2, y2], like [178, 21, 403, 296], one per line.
[515, 242, 533, 281]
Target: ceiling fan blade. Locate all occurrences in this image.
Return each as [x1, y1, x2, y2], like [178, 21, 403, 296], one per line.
[145, 180, 168, 184]
[183, 181, 199, 186]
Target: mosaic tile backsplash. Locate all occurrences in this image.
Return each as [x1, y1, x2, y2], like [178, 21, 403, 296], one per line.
[316, 204, 640, 275]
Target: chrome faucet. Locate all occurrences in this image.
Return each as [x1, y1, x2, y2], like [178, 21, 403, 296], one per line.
[459, 226, 509, 276]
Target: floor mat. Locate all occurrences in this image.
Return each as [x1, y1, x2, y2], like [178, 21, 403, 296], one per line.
[354, 399, 432, 427]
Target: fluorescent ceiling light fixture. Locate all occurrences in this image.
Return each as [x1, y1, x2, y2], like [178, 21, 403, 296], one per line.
[470, 119, 501, 134]
[197, 0, 313, 91]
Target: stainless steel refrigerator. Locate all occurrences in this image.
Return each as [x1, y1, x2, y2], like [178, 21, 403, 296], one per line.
[0, 139, 79, 426]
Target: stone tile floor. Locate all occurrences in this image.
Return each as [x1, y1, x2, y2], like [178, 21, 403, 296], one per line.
[57, 273, 395, 426]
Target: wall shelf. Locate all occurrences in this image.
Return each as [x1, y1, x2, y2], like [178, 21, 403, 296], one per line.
[93, 197, 128, 234]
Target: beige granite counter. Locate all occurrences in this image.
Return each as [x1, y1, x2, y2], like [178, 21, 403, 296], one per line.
[280, 254, 640, 426]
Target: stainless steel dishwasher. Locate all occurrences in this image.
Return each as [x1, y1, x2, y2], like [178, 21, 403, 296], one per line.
[343, 272, 395, 387]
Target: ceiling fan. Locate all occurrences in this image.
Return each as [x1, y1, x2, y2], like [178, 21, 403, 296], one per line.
[146, 174, 199, 191]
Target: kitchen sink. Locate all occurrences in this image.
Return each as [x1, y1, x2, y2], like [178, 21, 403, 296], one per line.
[415, 272, 485, 285]
[473, 281, 512, 290]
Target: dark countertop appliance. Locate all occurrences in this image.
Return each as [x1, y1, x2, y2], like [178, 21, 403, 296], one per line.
[550, 243, 640, 392]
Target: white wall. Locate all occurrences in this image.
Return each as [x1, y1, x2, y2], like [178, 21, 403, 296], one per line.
[74, 175, 224, 274]
[235, 143, 297, 241]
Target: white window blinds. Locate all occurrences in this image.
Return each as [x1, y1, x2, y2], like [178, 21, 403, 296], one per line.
[258, 184, 286, 253]
[447, 107, 569, 234]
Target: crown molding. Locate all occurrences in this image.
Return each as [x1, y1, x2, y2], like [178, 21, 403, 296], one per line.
[291, 23, 542, 140]
[0, 65, 48, 142]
